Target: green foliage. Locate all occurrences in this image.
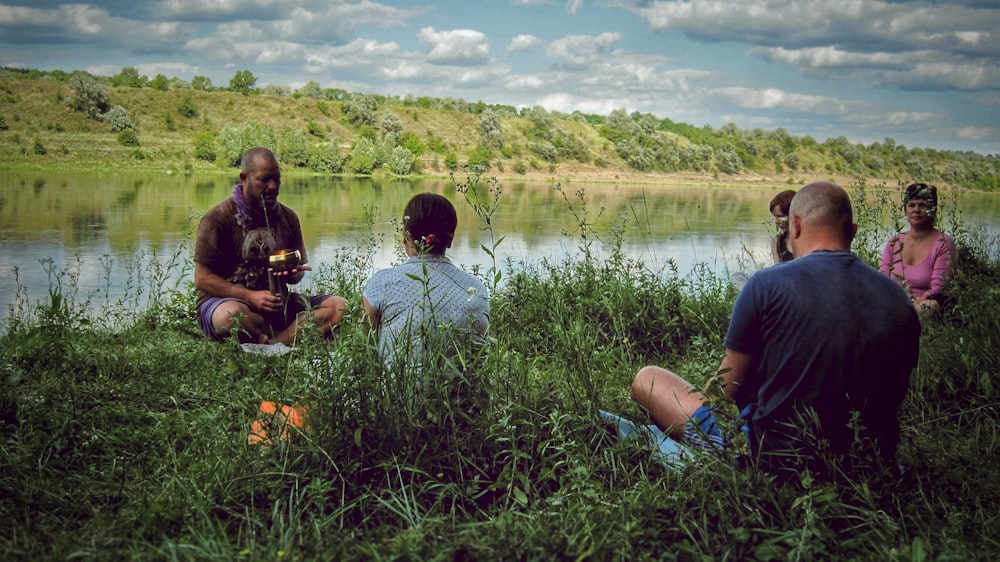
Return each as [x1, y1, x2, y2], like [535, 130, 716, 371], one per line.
[32, 137, 46, 155]
[191, 75, 212, 91]
[343, 94, 377, 126]
[348, 136, 382, 174]
[191, 131, 217, 162]
[101, 105, 134, 132]
[117, 129, 139, 147]
[65, 73, 109, 119]
[228, 69, 258, 96]
[386, 146, 415, 175]
[277, 128, 310, 167]
[480, 109, 503, 149]
[149, 73, 169, 91]
[316, 100, 332, 117]
[307, 141, 345, 173]
[110, 66, 147, 88]
[0, 114, 8, 131]
[398, 131, 425, 157]
[467, 144, 492, 169]
[177, 95, 197, 118]
[306, 120, 325, 138]
[216, 121, 277, 167]
[444, 152, 458, 171]
[381, 110, 403, 136]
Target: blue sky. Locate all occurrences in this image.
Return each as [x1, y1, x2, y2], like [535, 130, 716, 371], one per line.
[1, 0, 998, 155]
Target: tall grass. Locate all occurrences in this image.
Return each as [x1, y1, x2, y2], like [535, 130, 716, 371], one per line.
[1, 178, 998, 560]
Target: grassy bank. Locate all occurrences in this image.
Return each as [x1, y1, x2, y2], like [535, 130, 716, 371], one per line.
[2, 176, 999, 560]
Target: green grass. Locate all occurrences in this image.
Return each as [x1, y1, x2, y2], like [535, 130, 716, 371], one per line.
[2, 176, 999, 560]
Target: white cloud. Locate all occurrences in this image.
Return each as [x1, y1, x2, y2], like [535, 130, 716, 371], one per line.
[546, 32, 621, 70]
[565, 0, 584, 16]
[418, 27, 491, 65]
[712, 86, 848, 114]
[955, 126, 995, 140]
[506, 34, 541, 55]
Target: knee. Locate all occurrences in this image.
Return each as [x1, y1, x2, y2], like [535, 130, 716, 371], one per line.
[631, 366, 659, 404]
[319, 295, 348, 324]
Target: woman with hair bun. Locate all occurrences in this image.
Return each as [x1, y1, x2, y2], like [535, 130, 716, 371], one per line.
[362, 192, 490, 369]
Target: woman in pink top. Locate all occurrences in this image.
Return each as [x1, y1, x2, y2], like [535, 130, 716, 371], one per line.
[880, 183, 957, 319]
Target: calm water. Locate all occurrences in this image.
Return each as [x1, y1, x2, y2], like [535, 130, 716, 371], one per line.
[2, 170, 998, 323]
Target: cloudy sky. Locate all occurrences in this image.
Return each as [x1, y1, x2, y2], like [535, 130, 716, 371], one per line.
[1, 0, 998, 155]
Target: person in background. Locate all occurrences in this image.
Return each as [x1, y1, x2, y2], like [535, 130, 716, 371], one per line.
[770, 189, 796, 264]
[630, 182, 920, 477]
[194, 147, 346, 345]
[879, 182, 958, 320]
[363, 192, 490, 370]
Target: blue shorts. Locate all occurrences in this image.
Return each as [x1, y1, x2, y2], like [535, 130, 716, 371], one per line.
[197, 293, 331, 340]
[683, 404, 752, 453]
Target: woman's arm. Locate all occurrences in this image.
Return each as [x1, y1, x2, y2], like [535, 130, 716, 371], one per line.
[927, 233, 958, 297]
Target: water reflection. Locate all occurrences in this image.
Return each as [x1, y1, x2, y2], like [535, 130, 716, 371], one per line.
[2, 170, 998, 322]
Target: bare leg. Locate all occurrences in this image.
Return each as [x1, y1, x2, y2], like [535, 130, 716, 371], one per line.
[211, 300, 270, 343]
[270, 296, 348, 345]
[631, 366, 708, 439]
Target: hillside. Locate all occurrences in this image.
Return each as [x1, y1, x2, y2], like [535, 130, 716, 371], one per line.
[0, 68, 997, 190]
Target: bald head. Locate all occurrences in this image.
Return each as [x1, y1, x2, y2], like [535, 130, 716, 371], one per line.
[240, 147, 279, 174]
[786, 181, 857, 257]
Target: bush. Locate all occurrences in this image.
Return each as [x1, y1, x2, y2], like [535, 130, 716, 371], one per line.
[216, 122, 277, 167]
[445, 152, 458, 171]
[33, 137, 46, 155]
[307, 142, 345, 173]
[192, 132, 217, 162]
[468, 144, 492, 168]
[102, 105, 134, 133]
[386, 146, 415, 175]
[0, 114, 7, 131]
[117, 129, 139, 147]
[178, 96, 197, 118]
[277, 128, 310, 167]
[347, 136, 382, 174]
[343, 94, 377, 126]
[66, 73, 109, 119]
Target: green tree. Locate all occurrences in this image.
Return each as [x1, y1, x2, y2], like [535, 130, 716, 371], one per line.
[298, 80, 323, 99]
[343, 94, 377, 126]
[149, 73, 169, 91]
[480, 110, 503, 149]
[111, 66, 147, 88]
[66, 73, 109, 119]
[191, 75, 212, 91]
[229, 70, 258, 96]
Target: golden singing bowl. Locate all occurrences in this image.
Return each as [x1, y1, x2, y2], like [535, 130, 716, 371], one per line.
[268, 249, 301, 271]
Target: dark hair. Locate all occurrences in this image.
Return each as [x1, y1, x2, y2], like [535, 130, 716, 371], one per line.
[904, 182, 937, 207]
[769, 189, 796, 215]
[403, 193, 457, 255]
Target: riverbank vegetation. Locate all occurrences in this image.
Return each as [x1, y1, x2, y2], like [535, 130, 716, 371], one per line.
[1, 174, 998, 560]
[1, 65, 998, 191]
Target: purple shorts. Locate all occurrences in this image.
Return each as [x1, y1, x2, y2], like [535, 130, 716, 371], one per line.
[197, 293, 331, 340]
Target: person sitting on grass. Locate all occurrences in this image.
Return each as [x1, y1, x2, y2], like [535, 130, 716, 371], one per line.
[194, 147, 346, 346]
[362, 192, 490, 372]
[630, 181, 921, 478]
[879, 182, 958, 321]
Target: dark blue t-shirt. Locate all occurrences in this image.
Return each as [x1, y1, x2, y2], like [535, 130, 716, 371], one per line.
[724, 250, 920, 470]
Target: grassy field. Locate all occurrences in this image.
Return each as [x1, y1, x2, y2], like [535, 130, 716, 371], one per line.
[2, 175, 999, 560]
